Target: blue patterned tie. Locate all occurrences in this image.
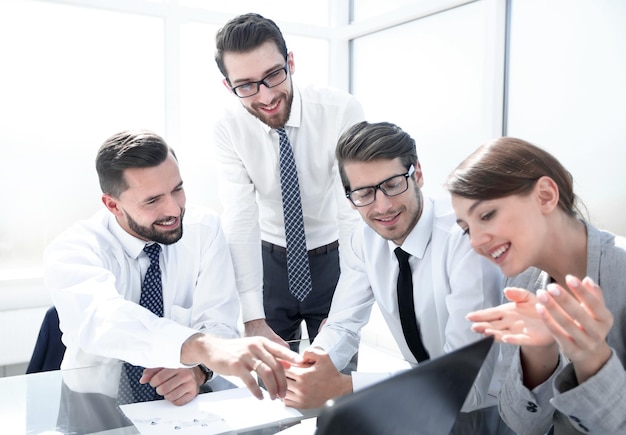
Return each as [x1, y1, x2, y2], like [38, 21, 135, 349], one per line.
[276, 128, 313, 302]
[118, 243, 163, 404]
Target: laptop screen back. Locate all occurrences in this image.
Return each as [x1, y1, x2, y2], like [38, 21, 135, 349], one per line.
[315, 336, 494, 435]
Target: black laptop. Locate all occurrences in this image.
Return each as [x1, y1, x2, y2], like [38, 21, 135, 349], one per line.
[315, 336, 495, 435]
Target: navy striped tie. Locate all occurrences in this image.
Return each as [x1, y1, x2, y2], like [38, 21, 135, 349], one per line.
[276, 128, 313, 302]
[118, 243, 163, 404]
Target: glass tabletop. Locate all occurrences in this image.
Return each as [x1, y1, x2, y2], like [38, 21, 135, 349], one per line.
[0, 362, 306, 435]
[1, 342, 510, 435]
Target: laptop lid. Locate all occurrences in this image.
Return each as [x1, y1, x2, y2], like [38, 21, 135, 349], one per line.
[315, 336, 494, 435]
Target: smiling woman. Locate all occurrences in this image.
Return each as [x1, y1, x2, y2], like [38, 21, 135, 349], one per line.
[446, 137, 626, 434]
[447, 137, 585, 278]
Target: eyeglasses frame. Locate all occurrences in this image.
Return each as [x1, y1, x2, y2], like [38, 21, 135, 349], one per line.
[346, 165, 416, 207]
[230, 64, 289, 98]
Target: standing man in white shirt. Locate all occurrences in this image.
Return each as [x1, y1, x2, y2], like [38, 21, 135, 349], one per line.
[213, 13, 365, 349]
[46, 130, 301, 408]
[284, 122, 509, 433]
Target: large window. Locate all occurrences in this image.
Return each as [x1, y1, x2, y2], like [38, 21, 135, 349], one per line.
[0, 1, 165, 271]
[351, 0, 504, 197]
[507, 0, 626, 234]
[0, 0, 330, 275]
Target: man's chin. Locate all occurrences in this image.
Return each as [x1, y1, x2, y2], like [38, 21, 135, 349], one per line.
[371, 224, 405, 243]
[247, 102, 290, 129]
[252, 111, 285, 129]
[264, 118, 284, 129]
[152, 227, 183, 245]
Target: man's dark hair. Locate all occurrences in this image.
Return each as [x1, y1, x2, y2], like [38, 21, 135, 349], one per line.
[96, 130, 175, 198]
[335, 121, 419, 192]
[215, 13, 288, 83]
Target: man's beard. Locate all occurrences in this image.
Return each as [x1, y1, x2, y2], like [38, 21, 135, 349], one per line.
[245, 82, 293, 129]
[125, 209, 184, 245]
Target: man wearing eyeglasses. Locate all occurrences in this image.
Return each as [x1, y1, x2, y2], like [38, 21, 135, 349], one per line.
[283, 122, 511, 433]
[213, 13, 365, 351]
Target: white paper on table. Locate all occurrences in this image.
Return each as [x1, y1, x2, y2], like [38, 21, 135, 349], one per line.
[120, 387, 303, 434]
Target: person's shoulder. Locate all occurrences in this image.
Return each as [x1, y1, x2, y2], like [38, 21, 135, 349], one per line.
[592, 224, 626, 248]
[300, 83, 358, 104]
[350, 219, 386, 253]
[588, 223, 626, 265]
[176, 205, 224, 250]
[215, 98, 252, 127]
[425, 193, 479, 260]
[45, 209, 119, 259]
[51, 209, 111, 243]
[358, 219, 379, 242]
[428, 192, 460, 233]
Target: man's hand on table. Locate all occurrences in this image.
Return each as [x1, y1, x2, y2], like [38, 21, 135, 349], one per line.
[284, 347, 353, 409]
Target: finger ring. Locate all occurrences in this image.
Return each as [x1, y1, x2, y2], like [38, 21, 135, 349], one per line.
[253, 359, 263, 371]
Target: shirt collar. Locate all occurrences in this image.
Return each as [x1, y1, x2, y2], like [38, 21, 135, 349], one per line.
[387, 194, 433, 260]
[285, 84, 302, 128]
[107, 212, 151, 260]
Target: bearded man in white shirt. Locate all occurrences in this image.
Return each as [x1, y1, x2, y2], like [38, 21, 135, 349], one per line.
[46, 130, 301, 408]
[283, 121, 514, 433]
[213, 13, 365, 350]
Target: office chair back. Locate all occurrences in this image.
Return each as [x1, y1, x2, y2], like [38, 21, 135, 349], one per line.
[26, 306, 66, 373]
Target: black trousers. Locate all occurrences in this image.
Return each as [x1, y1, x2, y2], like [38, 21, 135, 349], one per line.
[262, 241, 340, 352]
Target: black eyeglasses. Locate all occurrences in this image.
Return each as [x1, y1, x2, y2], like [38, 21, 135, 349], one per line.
[230, 65, 289, 98]
[346, 165, 415, 207]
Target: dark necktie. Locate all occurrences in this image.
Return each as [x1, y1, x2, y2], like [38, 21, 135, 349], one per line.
[276, 128, 313, 302]
[394, 247, 430, 363]
[118, 243, 163, 404]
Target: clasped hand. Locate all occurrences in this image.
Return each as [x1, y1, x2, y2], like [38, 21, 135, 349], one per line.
[284, 347, 352, 409]
[139, 366, 205, 406]
[467, 275, 613, 382]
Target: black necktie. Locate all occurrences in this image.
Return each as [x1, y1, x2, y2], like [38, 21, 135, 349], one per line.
[118, 243, 164, 404]
[394, 247, 430, 363]
[276, 127, 313, 302]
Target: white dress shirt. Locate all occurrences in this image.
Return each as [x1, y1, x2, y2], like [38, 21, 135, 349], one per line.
[312, 193, 504, 410]
[214, 84, 365, 321]
[46, 205, 240, 375]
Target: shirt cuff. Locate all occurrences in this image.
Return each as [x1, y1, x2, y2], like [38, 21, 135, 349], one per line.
[552, 350, 624, 411]
[239, 289, 265, 323]
[159, 323, 201, 368]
